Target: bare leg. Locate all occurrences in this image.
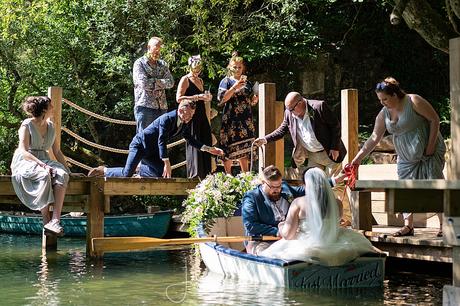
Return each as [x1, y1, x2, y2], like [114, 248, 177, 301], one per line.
[437, 213, 443, 236]
[51, 184, 66, 221]
[41, 206, 51, 225]
[393, 213, 414, 236]
[404, 213, 414, 228]
[223, 160, 233, 174]
[238, 157, 249, 173]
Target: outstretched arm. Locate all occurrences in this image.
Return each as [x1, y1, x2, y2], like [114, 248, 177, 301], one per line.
[352, 109, 386, 165]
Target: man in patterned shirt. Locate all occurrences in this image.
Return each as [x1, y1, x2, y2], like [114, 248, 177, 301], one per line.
[133, 37, 174, 132]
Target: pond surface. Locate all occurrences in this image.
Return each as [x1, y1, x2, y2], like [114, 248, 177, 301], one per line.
[0, 234, 449, 305]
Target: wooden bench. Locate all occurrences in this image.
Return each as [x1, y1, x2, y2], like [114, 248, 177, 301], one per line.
[0, 175, 198, 257]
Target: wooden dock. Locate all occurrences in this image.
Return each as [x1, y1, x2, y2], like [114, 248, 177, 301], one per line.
[364, 226, 450, 263]
[0, 175, 198, 257]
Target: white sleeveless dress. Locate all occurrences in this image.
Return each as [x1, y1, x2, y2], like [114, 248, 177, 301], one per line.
[10, 118, 70, 211]
[260, 219, 376, 266]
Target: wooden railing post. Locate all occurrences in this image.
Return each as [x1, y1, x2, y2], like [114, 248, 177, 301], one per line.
[87, 178, 105, 258]
[449, 38, 460, 182]
[341, 89, 361, 229]
[48, 87, 63, 149]
[341, 89, 359, 168]
[444, 37, 460, 306]
[258, 83, 284, 175]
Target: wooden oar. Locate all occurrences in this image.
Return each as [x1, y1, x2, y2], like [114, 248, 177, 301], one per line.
[92, 235, 280, 253]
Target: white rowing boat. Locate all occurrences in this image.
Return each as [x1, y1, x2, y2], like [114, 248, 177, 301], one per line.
[198, 217, 385, 288]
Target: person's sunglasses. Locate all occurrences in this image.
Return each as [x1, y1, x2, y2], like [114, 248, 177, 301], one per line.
[375, 82, 388, 90]
[288, 98, 302, 112]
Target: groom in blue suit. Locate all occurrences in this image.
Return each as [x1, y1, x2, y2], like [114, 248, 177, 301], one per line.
[88, 100, 223, 178]
[242, 165, 305, 255]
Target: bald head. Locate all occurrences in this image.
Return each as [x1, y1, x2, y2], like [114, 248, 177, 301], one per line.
[148, 37, 163, 47]
[147, 37, 163, 62]
[284, 91, 306, 117]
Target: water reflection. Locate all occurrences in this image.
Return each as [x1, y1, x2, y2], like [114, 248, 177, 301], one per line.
[197, 270, 289, 305]
[0, 234, 450, 305]
[33, 254, 60, 305]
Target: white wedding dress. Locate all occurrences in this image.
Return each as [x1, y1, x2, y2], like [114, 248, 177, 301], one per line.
[260, 168, 377, 266]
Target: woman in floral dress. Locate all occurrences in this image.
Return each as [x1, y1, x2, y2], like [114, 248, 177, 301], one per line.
[217, 52, 258, 174]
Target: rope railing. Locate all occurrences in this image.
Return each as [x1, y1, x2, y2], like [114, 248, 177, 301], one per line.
[61, 98, 188, 173]
[62, 126, 186, 153]
[66, 156, 92, 171]
[62, 127, 130, 154]
[62, 98, 136, 125]
[66, 156, 185, 172]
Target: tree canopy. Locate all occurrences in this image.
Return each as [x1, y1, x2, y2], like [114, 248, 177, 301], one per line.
[0, 0, 454, 174]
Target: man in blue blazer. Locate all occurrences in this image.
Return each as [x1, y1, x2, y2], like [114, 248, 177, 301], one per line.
[242, 165, 305, 255]
[88, 100, 223, 178]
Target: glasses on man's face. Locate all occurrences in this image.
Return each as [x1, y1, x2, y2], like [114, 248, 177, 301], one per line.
[287, 98, 302, 112]
[264, 181, 282, 191]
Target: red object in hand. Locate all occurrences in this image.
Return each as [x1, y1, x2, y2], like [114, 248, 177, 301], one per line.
[343, 164, 359, 190]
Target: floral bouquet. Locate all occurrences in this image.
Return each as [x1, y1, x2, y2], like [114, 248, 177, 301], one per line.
[181, 172, 259, 237]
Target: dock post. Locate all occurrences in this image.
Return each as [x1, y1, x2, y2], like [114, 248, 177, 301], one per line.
[350, 190, 372, 231]
[341, 89, 359, 166]
[443, 36, 460, 306]
[48, 87, 63, 161]
[341, 89, 359, 227]
[87, 178, 105, 258]
[258, 83, 284, 174]
[41, 230, 57, 252]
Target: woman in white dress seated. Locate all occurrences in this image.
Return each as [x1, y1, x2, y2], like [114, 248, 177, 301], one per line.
[11, 96, 71, 235]
[260, 168, 378, 266]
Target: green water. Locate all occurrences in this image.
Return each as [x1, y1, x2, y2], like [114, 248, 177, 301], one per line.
[0, 234, 449, 305]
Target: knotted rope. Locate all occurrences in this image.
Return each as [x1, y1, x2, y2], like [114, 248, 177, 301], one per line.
[62, 98, 136, 125]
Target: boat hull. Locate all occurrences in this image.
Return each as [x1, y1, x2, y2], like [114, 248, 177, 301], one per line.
[199, 217, 385, 288]
[0, 211, 172, 238]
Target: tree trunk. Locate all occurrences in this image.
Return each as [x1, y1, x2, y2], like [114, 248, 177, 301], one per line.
[396, 0, 457, 53]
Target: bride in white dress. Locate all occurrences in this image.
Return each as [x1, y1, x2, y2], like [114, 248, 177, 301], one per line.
[260, 168, 378, 266]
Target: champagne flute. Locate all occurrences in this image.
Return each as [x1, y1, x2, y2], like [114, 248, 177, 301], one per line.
[204, 89, 212, 102]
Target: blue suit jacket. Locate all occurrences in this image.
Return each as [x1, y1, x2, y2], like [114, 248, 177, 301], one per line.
[242, 182, 305, 237]
[142, 110, 202, 161]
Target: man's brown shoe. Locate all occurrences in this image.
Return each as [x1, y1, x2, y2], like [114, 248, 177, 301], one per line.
[88, 166, 105, 177]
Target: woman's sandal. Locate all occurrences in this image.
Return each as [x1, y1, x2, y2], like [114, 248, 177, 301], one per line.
[392, 225, 414, 237]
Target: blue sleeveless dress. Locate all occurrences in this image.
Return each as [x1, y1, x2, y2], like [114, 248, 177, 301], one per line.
[383, 96, 445, 179]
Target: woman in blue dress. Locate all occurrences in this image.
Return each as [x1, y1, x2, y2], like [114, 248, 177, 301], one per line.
[217, 52, 258, 174]
[351, 77, 446, 237]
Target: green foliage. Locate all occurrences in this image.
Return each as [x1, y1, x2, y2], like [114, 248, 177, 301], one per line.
[181, 172, 259, 237]
[0, 0, 452, 175]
